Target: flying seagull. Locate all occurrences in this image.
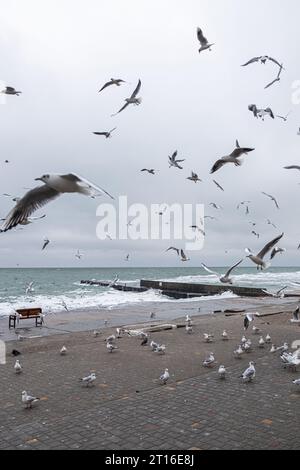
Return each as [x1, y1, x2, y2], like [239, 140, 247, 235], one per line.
[75, 250, 83, 260]
[197, 27, 215, 53]
[187, 171, 201, 183]
[248, 105, 275, 120]
[112, 79, 141, 116]
[168, 151, 185, 169]
[270, 246, 286, 260]
[284, 165, 300, 172]
[42, 238, 50, 250]
[276, 111, 291, 122]
[261, 192, 279, 209]
[1, 86, 22, 96]
[262, 286, 288, 298]
[245, 233, 284, 270]
[201, 259, 243, 284]
[98, 78, 125, 93]
[93, 127, 117, 139]
[0, 173, 114, 232]
[210, 140, 254, 174]
[264, 64, 284, 89]
[241, 56, 282, 67]
[213, 180, 224, 191]
[141, 168, 156, 175]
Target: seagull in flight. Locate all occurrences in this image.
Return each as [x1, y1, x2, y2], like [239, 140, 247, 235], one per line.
[213, 180, 224, 191]
[42, 238, 50, 250]
[168, 151, 185, 169]
[209, 202, 223, 210]
[264, 64, 284, 89]
[248, 105, 275, 120]
[241, 56, 282, 67]
[210, 140, 254, 174]
[276, 111, 291, 122]
[141, 168, 156, 175]
[93, 127, 117, 139]
[0, 173, 114, 232]
[1, 86, 22, 96]
[261, 192, 279, 209]
[262, 286, 288, 298]
[245, 233, 284, 270]
[98, 78, 125, 93]
[201, 259, 243, 284]
[197, 27, 215, 53]
[187, 171, 201, 183]
[75, 250, 83, 260]
[270, 246, 286, 260]
[112, 79, 141, 116]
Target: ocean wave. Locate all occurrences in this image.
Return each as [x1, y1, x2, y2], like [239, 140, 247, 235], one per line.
[0, 289, 237, 317]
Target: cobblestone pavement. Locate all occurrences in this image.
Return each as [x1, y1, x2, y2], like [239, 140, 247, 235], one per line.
[0, 312, 299, 450]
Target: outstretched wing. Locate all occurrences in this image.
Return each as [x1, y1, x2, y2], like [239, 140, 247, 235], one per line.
[1, 186, 59, 232]
[112, 101, 130, 115]
[224, 259, 244, 277]
[197, 28, 208, 46]
[130, 79, 141, 99]
[210, 158, 227, 174]
[268, 56, 282, 68]
[257, 233, 284, 260]
[93, 132, 107, 136]
[61, 173, 114, 199]
[241, 57, 262, 66]
[230, 147, 254, 158]
[284, 165, 300, 171]
[98, 81, 113, 92]
[201, 263, 219, 276]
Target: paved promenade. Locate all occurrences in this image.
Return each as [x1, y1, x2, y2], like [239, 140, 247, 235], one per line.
[0, 310, 299, 450]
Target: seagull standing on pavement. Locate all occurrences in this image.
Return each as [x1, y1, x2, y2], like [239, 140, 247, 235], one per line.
[218, 365, 226, 379]
[22, 391, 40, 409]
[80, 373, 97, 387]
[159, 368, 170, 385]
[14, 359, 22, 374]
[240, 362, 256, 382]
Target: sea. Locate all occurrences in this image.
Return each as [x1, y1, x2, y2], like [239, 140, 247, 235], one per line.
[0, 266, 300, 317]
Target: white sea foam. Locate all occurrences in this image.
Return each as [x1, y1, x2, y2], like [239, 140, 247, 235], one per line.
[0, 289, 237, 317]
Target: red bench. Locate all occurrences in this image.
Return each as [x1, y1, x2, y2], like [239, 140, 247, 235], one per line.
[9, 308, 44, 329]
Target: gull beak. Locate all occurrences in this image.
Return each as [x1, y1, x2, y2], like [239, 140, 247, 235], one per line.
[34, 177, 42, 181]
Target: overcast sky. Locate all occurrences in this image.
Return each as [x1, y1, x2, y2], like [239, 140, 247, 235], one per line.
[0, 0, 299, 267]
